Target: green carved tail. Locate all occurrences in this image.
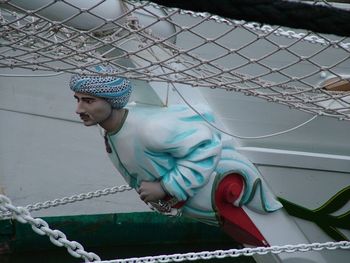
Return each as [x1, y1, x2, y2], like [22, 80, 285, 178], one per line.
[278, 185, 350, 241]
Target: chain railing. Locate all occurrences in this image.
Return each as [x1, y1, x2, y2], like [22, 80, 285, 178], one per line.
[92, 241, 350, 263]
[0, 194, 101, 262]
[1, 191, 350, 263]
[0, 184, 132, 219]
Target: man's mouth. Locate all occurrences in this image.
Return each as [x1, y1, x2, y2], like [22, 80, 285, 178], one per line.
[80, 115, 89, 121]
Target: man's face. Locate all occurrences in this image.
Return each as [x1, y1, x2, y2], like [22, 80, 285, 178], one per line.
[74, 92, 112, 126]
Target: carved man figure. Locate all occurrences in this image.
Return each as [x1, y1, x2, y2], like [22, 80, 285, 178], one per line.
[70, 65, 282, 246]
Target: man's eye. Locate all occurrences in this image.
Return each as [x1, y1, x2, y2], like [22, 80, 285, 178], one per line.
[85, 99, 94, 104]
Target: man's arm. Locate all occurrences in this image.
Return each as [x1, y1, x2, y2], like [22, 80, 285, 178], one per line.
[139, 117, 222, 202]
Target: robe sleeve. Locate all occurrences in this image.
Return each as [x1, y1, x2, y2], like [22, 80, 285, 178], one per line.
[139, 112, 222, 201]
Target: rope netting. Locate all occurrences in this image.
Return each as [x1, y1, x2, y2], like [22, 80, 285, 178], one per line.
[1, 0, 350, 119]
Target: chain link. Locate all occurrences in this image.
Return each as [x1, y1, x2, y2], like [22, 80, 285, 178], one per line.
[1, 193, 350, 262]
[93, 241, 350, 263]
[0, 194, 101, 262]
[0, 185, 132, 219]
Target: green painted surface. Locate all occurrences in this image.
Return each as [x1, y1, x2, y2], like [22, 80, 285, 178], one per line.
[0, 212, 255, 262]
[278, 185, 350, 241]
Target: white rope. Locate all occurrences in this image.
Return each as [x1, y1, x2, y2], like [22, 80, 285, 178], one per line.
[0, 72, 65, 77]
[172, 83, 319, 139]
[0, 194, 101, 262]
[0, 184, 132, 219]
[93, 241, 350, 263]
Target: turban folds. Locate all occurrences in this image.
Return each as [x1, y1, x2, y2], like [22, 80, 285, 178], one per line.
[70, 65, 132, 109]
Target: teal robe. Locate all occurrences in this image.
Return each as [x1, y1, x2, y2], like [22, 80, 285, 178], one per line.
[104, 104, 282, 225]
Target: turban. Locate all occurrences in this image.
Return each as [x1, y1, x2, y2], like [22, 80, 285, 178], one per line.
[69, 65, 132, 109]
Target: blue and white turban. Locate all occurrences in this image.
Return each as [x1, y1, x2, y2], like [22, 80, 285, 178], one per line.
[69, 65, 132, 109]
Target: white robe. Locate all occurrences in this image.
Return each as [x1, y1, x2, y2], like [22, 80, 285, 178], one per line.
[104, 104, 282, 225]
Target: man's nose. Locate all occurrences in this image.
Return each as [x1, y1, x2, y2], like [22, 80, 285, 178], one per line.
[75, 102, 84, 115]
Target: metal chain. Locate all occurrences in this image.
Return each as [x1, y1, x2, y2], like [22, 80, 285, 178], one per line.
[0, 194, 101, 262]
[94, 241, 350, 263]
[1, 192, 350, 262]
[0, 184, 132, 219]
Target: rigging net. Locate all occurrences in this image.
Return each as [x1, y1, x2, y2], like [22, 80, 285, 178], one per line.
[0, 0, 350, 119]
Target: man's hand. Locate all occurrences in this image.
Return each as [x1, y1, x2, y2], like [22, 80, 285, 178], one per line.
[137, 181, 167, 203]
